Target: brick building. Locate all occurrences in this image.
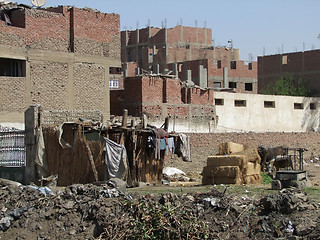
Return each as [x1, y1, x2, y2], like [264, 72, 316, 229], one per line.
[121, 25, 257, 93]
[258, 49, 320, 96]
[0, 2, 121, 127]
[110, 75, 217, 133]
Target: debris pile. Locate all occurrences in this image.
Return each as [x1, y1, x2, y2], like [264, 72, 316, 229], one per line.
[0, 181, 319, 239]
[202, 142, 261, 185]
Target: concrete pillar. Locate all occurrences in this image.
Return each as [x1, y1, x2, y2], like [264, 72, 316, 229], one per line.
[172, 63, 178, 77]
[223, 67, 229, 88]
[136, 29, 139, 43]
[154, 64, 160, 74]
[187, 70, 192, 81]
[123, 69, 128, 78]
[25, 105, 41, 184]
[205, 28, 207, 45]
[199, 65, 203, 87]
[135, 68, 140, 76]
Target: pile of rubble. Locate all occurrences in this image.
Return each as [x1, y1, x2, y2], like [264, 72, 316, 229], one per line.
[202, 142, 261, 185]
[0, 178, 319, 239]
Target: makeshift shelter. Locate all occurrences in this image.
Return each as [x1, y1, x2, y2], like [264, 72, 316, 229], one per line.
[24, 106, 190, 186]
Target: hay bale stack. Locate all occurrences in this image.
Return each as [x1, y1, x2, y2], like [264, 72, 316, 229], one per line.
[207, 155, 248, 168]
[238, 145, 261, 164]
[243, 162, 261, 184]
[202, 166, 242, 185]
[218, 142, 244, 155]
[202, 142, 261, 185]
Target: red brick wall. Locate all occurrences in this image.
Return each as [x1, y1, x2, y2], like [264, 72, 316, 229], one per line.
[167, 105, 189, 117]
[149, 28, 165, 45]
[166, 26, 181, 45]
[141, 76, 164, 103]
[187, 88, 214, 105]
[164, 78, 183, 104]
[24, 8, 70, 50]
[139, 28, 149, 43]
[258, 50, 320, 95]
[0, 6, 119, 53]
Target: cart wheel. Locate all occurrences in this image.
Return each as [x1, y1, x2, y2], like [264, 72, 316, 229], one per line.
[272, 180, 282, 190]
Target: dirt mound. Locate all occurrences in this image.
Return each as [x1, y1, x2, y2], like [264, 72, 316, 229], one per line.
[0, 183, 319, 239]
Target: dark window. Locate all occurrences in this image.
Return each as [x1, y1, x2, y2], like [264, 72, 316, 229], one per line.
[215, 98, 224, 106]
[264, 101, 275, 108]
[109, 67, 121, 74]
[230, 61, 237, 69]
[310, 103, 316, 110]
[0, 58, 26, 77]
[234, 100, 246, 107]
[245, 83, 253, 91]
[217, 60, 222, 68]
[229, 82, 237, 88]
[294, 103, 303, 109]
[248, 62, 252, 70]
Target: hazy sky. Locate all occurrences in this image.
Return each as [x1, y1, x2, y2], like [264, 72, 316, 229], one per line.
[16, 0, 320, 61]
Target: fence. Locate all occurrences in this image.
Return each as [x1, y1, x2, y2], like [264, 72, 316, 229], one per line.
[0, 130, 26, 167]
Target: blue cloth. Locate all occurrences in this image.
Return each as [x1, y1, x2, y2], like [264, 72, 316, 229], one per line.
[160, 139, 167, 150]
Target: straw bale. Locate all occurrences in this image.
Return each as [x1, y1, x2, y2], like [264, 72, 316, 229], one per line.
[238, 145, 261, 163]
[203, 166, 240, 178]
[243, 174, 262, 184]
[243, 162, 261, 176]
[202, 176, 214, 185]
[207, 155, 248, 169]
[218, 142, 244, 155]
[212, 176, 243, 185]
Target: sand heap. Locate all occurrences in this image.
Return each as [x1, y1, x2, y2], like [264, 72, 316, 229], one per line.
[202, 142, 261, 185]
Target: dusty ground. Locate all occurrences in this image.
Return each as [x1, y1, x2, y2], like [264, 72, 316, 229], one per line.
[0, 132, 320, 239]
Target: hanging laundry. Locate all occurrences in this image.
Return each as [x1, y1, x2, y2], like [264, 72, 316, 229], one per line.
[176, 133, 191, 162]
[104, 137, 128, 179]
[167, 137, 175, 153]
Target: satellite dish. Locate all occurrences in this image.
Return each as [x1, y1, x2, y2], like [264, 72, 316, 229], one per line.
[30, 0, 47, 7]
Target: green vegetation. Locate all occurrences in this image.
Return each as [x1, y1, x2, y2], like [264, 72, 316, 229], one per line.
[262, 72, 311, 96]
[305, 186, 320, 202]
[261, 173, 273, 184]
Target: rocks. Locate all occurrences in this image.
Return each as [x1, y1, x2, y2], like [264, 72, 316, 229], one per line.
[0, 182, 319, 239]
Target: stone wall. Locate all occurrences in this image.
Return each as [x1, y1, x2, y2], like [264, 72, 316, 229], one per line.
[73, 63, 106, 111]
[30, 62, 69, 110]
[0, 77, 26, 112]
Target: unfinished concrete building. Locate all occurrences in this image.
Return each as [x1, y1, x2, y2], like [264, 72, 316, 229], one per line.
[258, 49, 320, 96]
[121, 25, 257, 93]
[0, 2, 121, 128]
[110, 75, 217, 132]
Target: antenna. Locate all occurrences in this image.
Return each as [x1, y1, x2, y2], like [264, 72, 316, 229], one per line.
[30, 0, 47, 7]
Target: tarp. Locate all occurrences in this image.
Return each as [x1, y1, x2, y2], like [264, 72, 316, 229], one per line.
[104, 137, 128, 180]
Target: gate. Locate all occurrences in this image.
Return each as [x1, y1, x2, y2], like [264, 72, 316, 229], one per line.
[0, 129, 26, 182]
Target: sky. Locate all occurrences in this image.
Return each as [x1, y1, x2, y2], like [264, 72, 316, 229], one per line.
[15, 0, 320, 61]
